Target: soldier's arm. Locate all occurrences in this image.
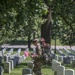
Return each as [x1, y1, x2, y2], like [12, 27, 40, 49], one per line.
[29, 51, 38, 58]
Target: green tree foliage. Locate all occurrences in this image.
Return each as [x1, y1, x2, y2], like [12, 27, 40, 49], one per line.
[52, 0, 75, 45]
[0, 0, 45, 44]
[0, 0, 75, 46]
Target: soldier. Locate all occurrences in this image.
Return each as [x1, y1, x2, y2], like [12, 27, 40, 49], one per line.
[29, 39, 43, 75]
[41, 38, 52, 65]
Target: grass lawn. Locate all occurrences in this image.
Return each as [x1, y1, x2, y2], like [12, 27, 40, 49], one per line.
[42, 66, 54, 75]
[51, 39, 62, 46]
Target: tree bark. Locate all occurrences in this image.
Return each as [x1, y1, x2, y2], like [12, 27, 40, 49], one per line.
[41, 7, 52, 45]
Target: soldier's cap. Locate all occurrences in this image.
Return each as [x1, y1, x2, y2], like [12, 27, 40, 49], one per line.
[33, 39, 39, 42]
[41, 38, 45, 42]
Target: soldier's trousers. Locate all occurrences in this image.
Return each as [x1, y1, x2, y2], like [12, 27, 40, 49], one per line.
[33, 57, 42, 75]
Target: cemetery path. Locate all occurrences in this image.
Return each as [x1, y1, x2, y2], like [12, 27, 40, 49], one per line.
[1, 44, 75, 49]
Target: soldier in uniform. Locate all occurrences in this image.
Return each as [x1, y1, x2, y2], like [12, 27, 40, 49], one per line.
[41, 38, 52, 65]
[29, 39, 43, 75]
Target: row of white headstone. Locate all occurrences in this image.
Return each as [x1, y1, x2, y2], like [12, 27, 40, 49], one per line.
[0, 48, 28, 75]
[52, 47, 75, 65]
[0, 48, 25, 63]
[54, 51, 75, 67]
[52, 59, 75, 75]
[56, 47, 74, 56]
[0, 48, 22, 56]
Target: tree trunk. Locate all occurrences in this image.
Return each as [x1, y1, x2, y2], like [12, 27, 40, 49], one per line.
[41, 7, 52, 45]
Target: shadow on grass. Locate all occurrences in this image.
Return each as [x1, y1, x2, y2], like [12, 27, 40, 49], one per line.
[0, 63, 4, 67]
[42, 65, 52, 69]
[62, 63, 72, 67]
[7, 40, 28, 45]
[61, 63, 75, 69]
[14, 62, 27, 68]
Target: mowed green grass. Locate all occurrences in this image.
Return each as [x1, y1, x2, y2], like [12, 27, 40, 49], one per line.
[51, 39, 62, 46]
[3, 50, 54, 75]
[42, 66, 54, 75]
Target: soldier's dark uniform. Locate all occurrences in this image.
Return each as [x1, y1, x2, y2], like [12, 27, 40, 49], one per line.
[42, 45, 52, 65]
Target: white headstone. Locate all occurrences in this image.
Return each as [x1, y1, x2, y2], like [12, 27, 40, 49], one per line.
[10, 60, 14, 69]
[22, 55, 26, 60]
[54, 62, 61, 72]
[4, 62, 11, 73]
[65, 69, 74, 75]
[53, 61, 61, 75]
[52, 60, 58, 70]
[72, 59, 75, 68]
[69, 56, 74, 62]
[55, 55, 58, 60]
[22, 68, 32, 75]
[57, 65, 65, 75]
[19, 56, 23, 63]
[0, 66, 3, 75]
[58, 56, 63, 62]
